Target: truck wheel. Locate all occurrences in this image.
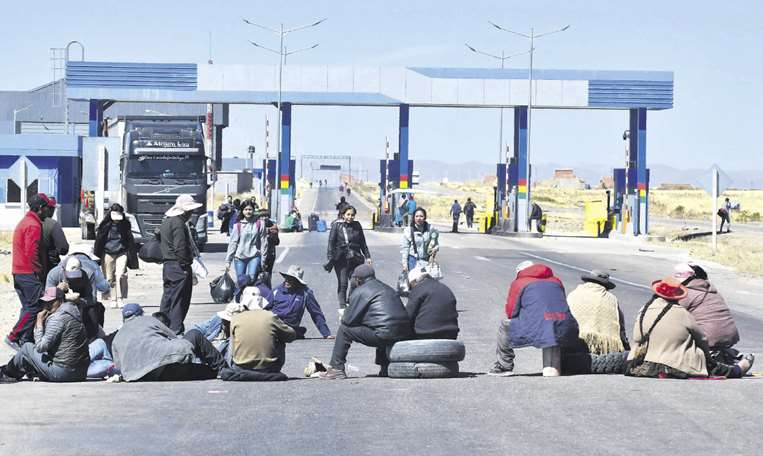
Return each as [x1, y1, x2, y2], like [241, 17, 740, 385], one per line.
[388, 362, 459, 379]
[388, 339, 465, 363]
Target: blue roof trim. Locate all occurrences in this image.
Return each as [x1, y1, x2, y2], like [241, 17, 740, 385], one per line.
[588, 80, 674, 109]
[0, 134, 81, 156]
[67, 61, 197, 91]
[409, 67, 673, 82]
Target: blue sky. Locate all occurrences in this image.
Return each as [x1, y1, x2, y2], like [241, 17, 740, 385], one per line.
[1, 0, 761, 171]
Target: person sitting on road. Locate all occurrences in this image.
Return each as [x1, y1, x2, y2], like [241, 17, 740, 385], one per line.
[561, 270, 630, 374]
[566, 270, 629, 354]
[405, 267, 459, 340]
[672, 263, 743, 365]
[1, 287, 89, 383]
[111, 304, 226, 382]
[264, 265, 333, 340]
[487, 261, 580, 377]
[46, 254, 111, 342]
[625, 277, 754, 379]
[220, 308, 296, 381]
[320, 265, 411, 379]
[401, 207, 439, 273]
[191, 303, 250, 365]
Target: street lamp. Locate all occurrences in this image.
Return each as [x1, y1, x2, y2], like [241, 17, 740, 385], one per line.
[465, 44, 529, 163]
[12, 105, 32, 135]
[489, 22, 570, 229]
[244, 17, 326, 222]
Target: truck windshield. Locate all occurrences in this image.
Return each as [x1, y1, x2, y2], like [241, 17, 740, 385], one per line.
[126, 155, 205, 179]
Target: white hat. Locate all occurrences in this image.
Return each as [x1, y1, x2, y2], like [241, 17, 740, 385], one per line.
[64, 256, 83, 279]
[216, 302, 249, 322]
[240, 286, 269, 310]
[279, 265, 307, 286]
[515, 260, 534, 274]
[407, 267, 428, 284]
[165, 194, 202, 217]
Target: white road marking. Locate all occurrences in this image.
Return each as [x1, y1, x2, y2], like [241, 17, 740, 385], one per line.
[275, 247, 290, 264]
[520, 251, 651, 291]
[475, 256, 491, 261]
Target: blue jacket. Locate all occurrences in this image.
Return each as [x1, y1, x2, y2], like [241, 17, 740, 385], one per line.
[509, 280, 579, 349]
[264, 283, 331, 338]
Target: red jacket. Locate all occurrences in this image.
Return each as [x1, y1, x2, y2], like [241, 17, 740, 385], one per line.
[12, 211, 45, 276]
[505, 264, 563, 318]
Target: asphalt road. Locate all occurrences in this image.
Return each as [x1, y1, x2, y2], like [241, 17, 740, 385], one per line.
[1, 187, 761, 455]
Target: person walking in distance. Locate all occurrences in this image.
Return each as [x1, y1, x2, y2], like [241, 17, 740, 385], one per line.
[464, 198, 477, 229]
[94, 203, 138, 309]
[259, 209, 280, 275]
[225, 199, 269, 298]
[401, 207, 439, 273]
[325, 206, 371, 312]
[160, 194, 202, 334]
[450, 200, 463, 233]
[5, 194, 49, 351]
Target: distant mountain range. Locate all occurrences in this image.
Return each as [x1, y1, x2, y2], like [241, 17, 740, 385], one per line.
[222, 156, 763, 189]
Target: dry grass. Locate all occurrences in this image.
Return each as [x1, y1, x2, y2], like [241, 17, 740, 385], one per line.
[0, 231, 12, 251]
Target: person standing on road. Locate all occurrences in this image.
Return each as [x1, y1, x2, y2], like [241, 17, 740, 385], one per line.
[319, 265, 411, 379]
[5, 194, 49, 351]
[160, 194, 202, 334]
[405, 194, 417, 228]
[225, 199, 269, 298]
[94, 203, 138, 309]
[259, 209, 279, 275]
[401, 207, 439, 273]
[464, 198, 477, 229]
[335, 196, 349, 219]
[40, 196, 69, 277]
[625, 276, 754, 379]
[406, 268, 459, 340]
[718, 197, 732, 233]
[217, 195, 235, 235]
[325, 206, 372, 311]
[0, 287, 89, 383]
[450, 200, 462, 233]
[487, 261, 580, 377]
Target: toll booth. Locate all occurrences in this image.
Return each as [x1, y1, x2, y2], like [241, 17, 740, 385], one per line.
[495, 159, 520, 233]
[612, 167, 649, 235]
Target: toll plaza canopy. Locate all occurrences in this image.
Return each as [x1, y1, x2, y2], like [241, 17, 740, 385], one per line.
[67, 61, 673, 233]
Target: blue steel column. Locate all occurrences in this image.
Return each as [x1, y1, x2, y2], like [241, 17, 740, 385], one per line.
[628, 108, 648, 235]
[514, 106, 529, 232]
[636, 108, 648, 234]
[398, 104, 410, 190]
[88, 100, 103, 137]
[278, 102, 293, 222]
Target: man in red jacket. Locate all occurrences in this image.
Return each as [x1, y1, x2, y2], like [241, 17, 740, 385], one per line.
[4, 194, 50, 350]
[487, 260, 579, 376]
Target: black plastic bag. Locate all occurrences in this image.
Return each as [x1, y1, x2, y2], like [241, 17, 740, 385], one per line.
[138, 238, 163, 264]
[210, 273, 235, 304]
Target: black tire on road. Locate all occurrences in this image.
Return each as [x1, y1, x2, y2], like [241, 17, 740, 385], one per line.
[388, 339, 465, 363]
[388, 362, 459, 379]
[591, 351, 629, 375]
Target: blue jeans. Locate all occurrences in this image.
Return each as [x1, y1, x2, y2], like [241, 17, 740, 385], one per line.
[194, 315, 223, 342]
[87, 338, 118, 379]
[234, 257, 262, 297]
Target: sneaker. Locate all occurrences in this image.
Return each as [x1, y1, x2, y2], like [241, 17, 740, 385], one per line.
[738, 353, 755, 376]
[3, 337, 20, 352]
[116, 299, 125, 309]
[337, 308, 345, 318]
[110, 300, 119, 309]
[487, 364, 514, 377]
[318, 367, 347, 380]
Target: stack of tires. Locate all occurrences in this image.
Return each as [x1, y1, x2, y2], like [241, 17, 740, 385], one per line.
[388, 339, 465, 379]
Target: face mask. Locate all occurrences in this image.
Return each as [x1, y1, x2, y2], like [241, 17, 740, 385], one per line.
[110, 212, 124, 221]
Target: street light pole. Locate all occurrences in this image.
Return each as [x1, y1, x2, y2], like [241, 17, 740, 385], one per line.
[465, 44, 528, 163]
[244, 17, 326, 223]
[488, 22, 570, 229]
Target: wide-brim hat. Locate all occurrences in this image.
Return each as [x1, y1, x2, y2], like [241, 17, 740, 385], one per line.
[165, 194, 202, 216]
[279, 265, 307, 286]
[217, 302, 249, 321]
[651, 277, 688, 301]
[581, 270, 616, 290]
[407, 267, 428, 284]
